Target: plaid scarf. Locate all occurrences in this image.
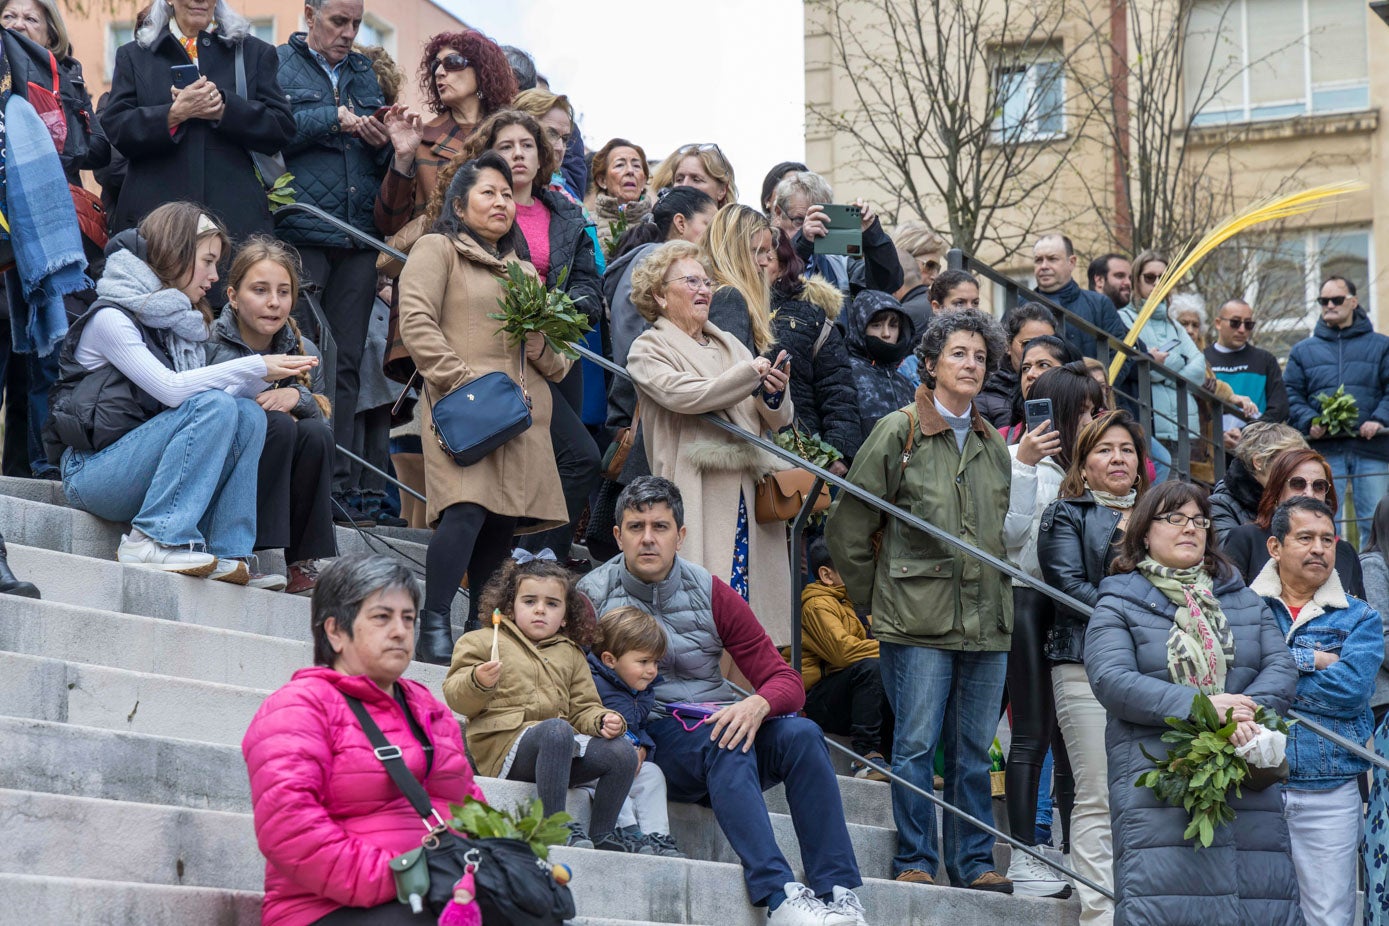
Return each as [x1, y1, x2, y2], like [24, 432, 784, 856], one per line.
[1137, 557, 1235, 695]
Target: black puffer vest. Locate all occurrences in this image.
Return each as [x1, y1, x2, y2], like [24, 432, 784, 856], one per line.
[43, 303, 176, 465]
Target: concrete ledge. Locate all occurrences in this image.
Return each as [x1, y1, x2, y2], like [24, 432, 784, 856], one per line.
[0, 872, 262, 926]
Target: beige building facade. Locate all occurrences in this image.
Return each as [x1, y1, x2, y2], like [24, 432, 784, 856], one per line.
[805, 0, 1385, 345]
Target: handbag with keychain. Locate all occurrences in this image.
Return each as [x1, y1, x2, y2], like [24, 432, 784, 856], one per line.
[753, 468, 830, 524]
[342, 693, 576, 925]
[233, 44, 289, 190]
[402, 345, 533, 467]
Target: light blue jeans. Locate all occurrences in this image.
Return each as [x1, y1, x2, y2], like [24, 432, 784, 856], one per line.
[61, 391, 266, 558]
[1319, 443, 1389, 535]
[879, 642, 1008, 884]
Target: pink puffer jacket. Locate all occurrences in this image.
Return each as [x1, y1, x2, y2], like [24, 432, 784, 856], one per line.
[242, 667, 484, 926]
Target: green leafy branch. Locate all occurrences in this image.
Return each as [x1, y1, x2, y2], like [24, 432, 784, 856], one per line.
[775, 426, 844, 469]
[447, 796, 572, 860]
[267, 172, 296, 208]
[1312, 385, 1358, 437]
[489, 262, 593, 359]
[1135, 693, 1291, 849]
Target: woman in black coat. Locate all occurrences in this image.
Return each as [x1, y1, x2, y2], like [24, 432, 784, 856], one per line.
[102, 0, 293, 243]
[1223, 446, 1365, 598]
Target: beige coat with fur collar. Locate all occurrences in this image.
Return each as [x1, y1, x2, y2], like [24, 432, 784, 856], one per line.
[626, 317, 796, 643]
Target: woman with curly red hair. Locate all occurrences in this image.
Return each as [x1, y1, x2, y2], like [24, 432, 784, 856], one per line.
[374, 29, 517, 235]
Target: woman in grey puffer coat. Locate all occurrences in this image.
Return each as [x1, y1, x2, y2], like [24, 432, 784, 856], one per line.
[1085, 481, 1301, 926]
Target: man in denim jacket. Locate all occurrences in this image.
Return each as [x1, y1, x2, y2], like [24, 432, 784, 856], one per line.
[1252, 496, 1384, 926]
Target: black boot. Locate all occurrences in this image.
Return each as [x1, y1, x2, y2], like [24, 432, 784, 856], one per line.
[0, 532, 39, 599]
[415, 609, 454, 665]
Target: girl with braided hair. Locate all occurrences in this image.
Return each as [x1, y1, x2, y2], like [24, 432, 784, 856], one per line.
[208, 237, 337, 595]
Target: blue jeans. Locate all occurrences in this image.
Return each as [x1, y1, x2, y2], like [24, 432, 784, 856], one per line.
[648, 714, 861, 904]
[879, 642, 1008, 883]
[1149, 437, 1172, 484]
[60, 391, 265, 557]
[1319, 443, 1389, 534]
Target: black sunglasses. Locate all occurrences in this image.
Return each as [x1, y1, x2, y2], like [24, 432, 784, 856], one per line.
[431, 53, 470, 75]
[1141, 271, 1162, 284]
[1288, 476, 1331, 495]
[1318, 295, 1348, 308]
[1219, 317, 1256, 330]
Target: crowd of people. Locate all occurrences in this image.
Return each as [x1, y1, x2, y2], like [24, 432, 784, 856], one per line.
[0, 4, 1388, 926]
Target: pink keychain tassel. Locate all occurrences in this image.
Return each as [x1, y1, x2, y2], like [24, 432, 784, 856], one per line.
[436, 870, 481, 926]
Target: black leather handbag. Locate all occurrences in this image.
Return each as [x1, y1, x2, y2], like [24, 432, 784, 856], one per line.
[416, 346, 533, 467]
[342, 694, 576, 925]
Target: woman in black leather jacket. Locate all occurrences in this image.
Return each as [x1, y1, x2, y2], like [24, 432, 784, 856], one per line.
[1036, 410, 1150, 925]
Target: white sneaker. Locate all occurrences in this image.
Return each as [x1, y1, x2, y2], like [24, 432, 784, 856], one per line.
[827, 886, 870, 925]
[767, 882, 856, 926]
[247, 571, 288, 591]
[1005, 845, 1072, 898]
[117, 534, 216, 576]
[208, 559, 250, 585]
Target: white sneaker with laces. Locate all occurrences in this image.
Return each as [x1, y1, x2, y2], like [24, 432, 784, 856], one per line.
[208, 558, 250, 585]
[767, 882, 855, 926]
[827, 886, 870, 925]
[1005, 845, 1071, 897]
[116, 533, 216, 576]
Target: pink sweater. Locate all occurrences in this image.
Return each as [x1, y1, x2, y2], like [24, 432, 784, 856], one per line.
[514, 200, 552, 280]
[242, 667, 484, 926]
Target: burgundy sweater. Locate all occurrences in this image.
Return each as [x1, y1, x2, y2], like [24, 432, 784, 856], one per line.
[710, 578, 806, 715]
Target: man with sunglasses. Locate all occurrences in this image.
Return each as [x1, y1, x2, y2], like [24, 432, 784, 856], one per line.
[1286, 276, 1389, 530]
[1205, 299, 1289, 436]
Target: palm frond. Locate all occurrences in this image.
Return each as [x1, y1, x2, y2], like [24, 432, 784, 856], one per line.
[1107, 181, 1368, 383]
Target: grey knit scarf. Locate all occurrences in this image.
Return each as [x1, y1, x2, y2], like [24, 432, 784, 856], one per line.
[96, 249, 210, 372]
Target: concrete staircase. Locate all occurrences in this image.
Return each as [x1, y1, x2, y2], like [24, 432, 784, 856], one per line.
[0, 476, 1080, 925]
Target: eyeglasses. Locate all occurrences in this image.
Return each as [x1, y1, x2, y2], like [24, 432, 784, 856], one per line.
[544, 127, 572, 147]
[1288, 476, 1330, 495]
[663, 275, 714, 292]
[431, 53, 470, 74]
[679, 143, 725, 158]
[783, 212, 807, 228]
[1318, 295, 1348, 307]
[1219, 317, 1256, 330]
[1154, 512, 1212, 529]
[1141, 272, 1163, 284]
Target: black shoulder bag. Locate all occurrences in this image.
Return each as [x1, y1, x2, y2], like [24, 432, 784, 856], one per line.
[341, 692, 576, 925]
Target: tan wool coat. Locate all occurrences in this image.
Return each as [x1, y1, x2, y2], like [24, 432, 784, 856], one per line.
[626, 317, 796, 643]
[442, 618, 623, 778]
[397, 232, 571, 530]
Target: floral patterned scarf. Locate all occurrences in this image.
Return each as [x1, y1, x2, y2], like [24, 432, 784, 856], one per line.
[1137, 557, 1235, 694]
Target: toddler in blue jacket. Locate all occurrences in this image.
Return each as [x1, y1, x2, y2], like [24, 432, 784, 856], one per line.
[586, 605, 684, 857]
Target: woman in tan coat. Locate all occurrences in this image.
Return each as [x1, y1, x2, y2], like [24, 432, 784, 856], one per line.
[626, 241, 796, 643]
[398, 151, 571, 664]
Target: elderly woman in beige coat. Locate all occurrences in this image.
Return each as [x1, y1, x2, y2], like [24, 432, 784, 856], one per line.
[625, 241, 796, 642]
[398, 151, 571, 665]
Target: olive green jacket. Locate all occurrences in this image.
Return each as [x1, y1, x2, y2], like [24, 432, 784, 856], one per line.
[826, 386, 1022, 651]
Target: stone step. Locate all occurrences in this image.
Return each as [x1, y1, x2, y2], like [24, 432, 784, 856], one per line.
[0, 789, 1076, 926]
[0, 589, 447, 692]
[0, 872, 262, 926]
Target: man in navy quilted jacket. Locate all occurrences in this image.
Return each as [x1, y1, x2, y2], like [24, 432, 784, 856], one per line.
[1285, 275, 1389, 530]
[277, 0, 392, 525]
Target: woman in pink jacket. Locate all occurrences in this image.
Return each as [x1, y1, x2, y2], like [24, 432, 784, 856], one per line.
[242, 554, 484, 925]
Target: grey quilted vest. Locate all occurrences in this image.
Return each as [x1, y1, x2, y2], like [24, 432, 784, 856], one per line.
[579, 555, 737, 710]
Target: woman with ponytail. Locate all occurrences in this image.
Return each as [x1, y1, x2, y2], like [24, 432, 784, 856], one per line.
[208, 237, 336, 594]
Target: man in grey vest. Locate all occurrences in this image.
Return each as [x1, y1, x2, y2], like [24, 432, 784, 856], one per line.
[579, 476, 870, 926]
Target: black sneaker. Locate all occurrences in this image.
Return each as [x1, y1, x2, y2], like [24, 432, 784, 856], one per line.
[332, 495, 376, 527]
[641, 831, 684, 857]
[593, 829, 651, 854]
[374, 509, 409, 528]
[563, 822, 594, 849]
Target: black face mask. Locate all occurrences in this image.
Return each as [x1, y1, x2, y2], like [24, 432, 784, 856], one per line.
[865, 335, 902, 363]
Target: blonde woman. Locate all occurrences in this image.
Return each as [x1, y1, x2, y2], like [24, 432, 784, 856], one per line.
[625, 241, 795, 642]
[513, 88, 583, 200]
[701, 204, 777, 357]
[649, 143, 738, 208]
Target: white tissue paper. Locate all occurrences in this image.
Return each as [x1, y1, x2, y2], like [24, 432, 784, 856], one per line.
[1233, 726, 1287, 768]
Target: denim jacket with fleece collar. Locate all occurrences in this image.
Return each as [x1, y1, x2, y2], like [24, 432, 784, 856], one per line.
[1252, 559, 1385, 789]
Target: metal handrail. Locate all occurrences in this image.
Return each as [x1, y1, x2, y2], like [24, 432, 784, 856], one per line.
[270, 201, 1389, 839]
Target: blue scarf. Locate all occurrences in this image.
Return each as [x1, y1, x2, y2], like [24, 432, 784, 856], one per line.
[4, 91, 87, 356]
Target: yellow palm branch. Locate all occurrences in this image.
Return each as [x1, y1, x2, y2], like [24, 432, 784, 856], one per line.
[1107, 181, 1368, 383]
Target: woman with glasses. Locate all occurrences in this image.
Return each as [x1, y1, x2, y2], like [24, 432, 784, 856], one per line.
[1222, 447, 1366, 597]
[587, 138, 652, 255]
[375, 30, 517, 236]
[649, 143, 737, 208]
[1086, 480, 1300, 926]
[512, 88, 583, 202]
[624, 241, 796, 643]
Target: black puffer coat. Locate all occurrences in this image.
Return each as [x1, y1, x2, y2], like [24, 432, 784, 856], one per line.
[1209, 457, 1262, 544]
[770, 276, 861, 462]
[975, 361, 1018, 429]
[841, 289, 917, 431]
[1086, 568, 1301, 926]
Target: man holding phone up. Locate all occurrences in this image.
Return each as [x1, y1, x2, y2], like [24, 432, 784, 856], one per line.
[770, 170, 903, 298]
[276, 0, 395, 524]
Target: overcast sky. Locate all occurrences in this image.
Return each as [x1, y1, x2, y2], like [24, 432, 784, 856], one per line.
[437, 0, 806, 207]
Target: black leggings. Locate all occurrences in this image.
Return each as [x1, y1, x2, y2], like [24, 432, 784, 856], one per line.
[424, 502, 517, 630]
[310, 902, 430, 924]
[1004, 585, 1075, 847]
[507, 717, 637, 838]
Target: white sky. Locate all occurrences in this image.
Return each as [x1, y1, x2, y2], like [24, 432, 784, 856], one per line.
[434, 0, 806, 208]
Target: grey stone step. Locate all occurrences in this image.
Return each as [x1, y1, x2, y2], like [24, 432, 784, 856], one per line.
[0, 873, 262, 926]
[0, 589, 447, 692]
[0, 789, 1076, 926]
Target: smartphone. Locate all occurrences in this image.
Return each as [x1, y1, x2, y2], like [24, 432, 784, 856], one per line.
[812, 203, 864, 257]
[1024, 398, 1055, 435]
[371, 105, 391, 121]
[170, 63, 201, 90]
[1156, 337, 1181, 353]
